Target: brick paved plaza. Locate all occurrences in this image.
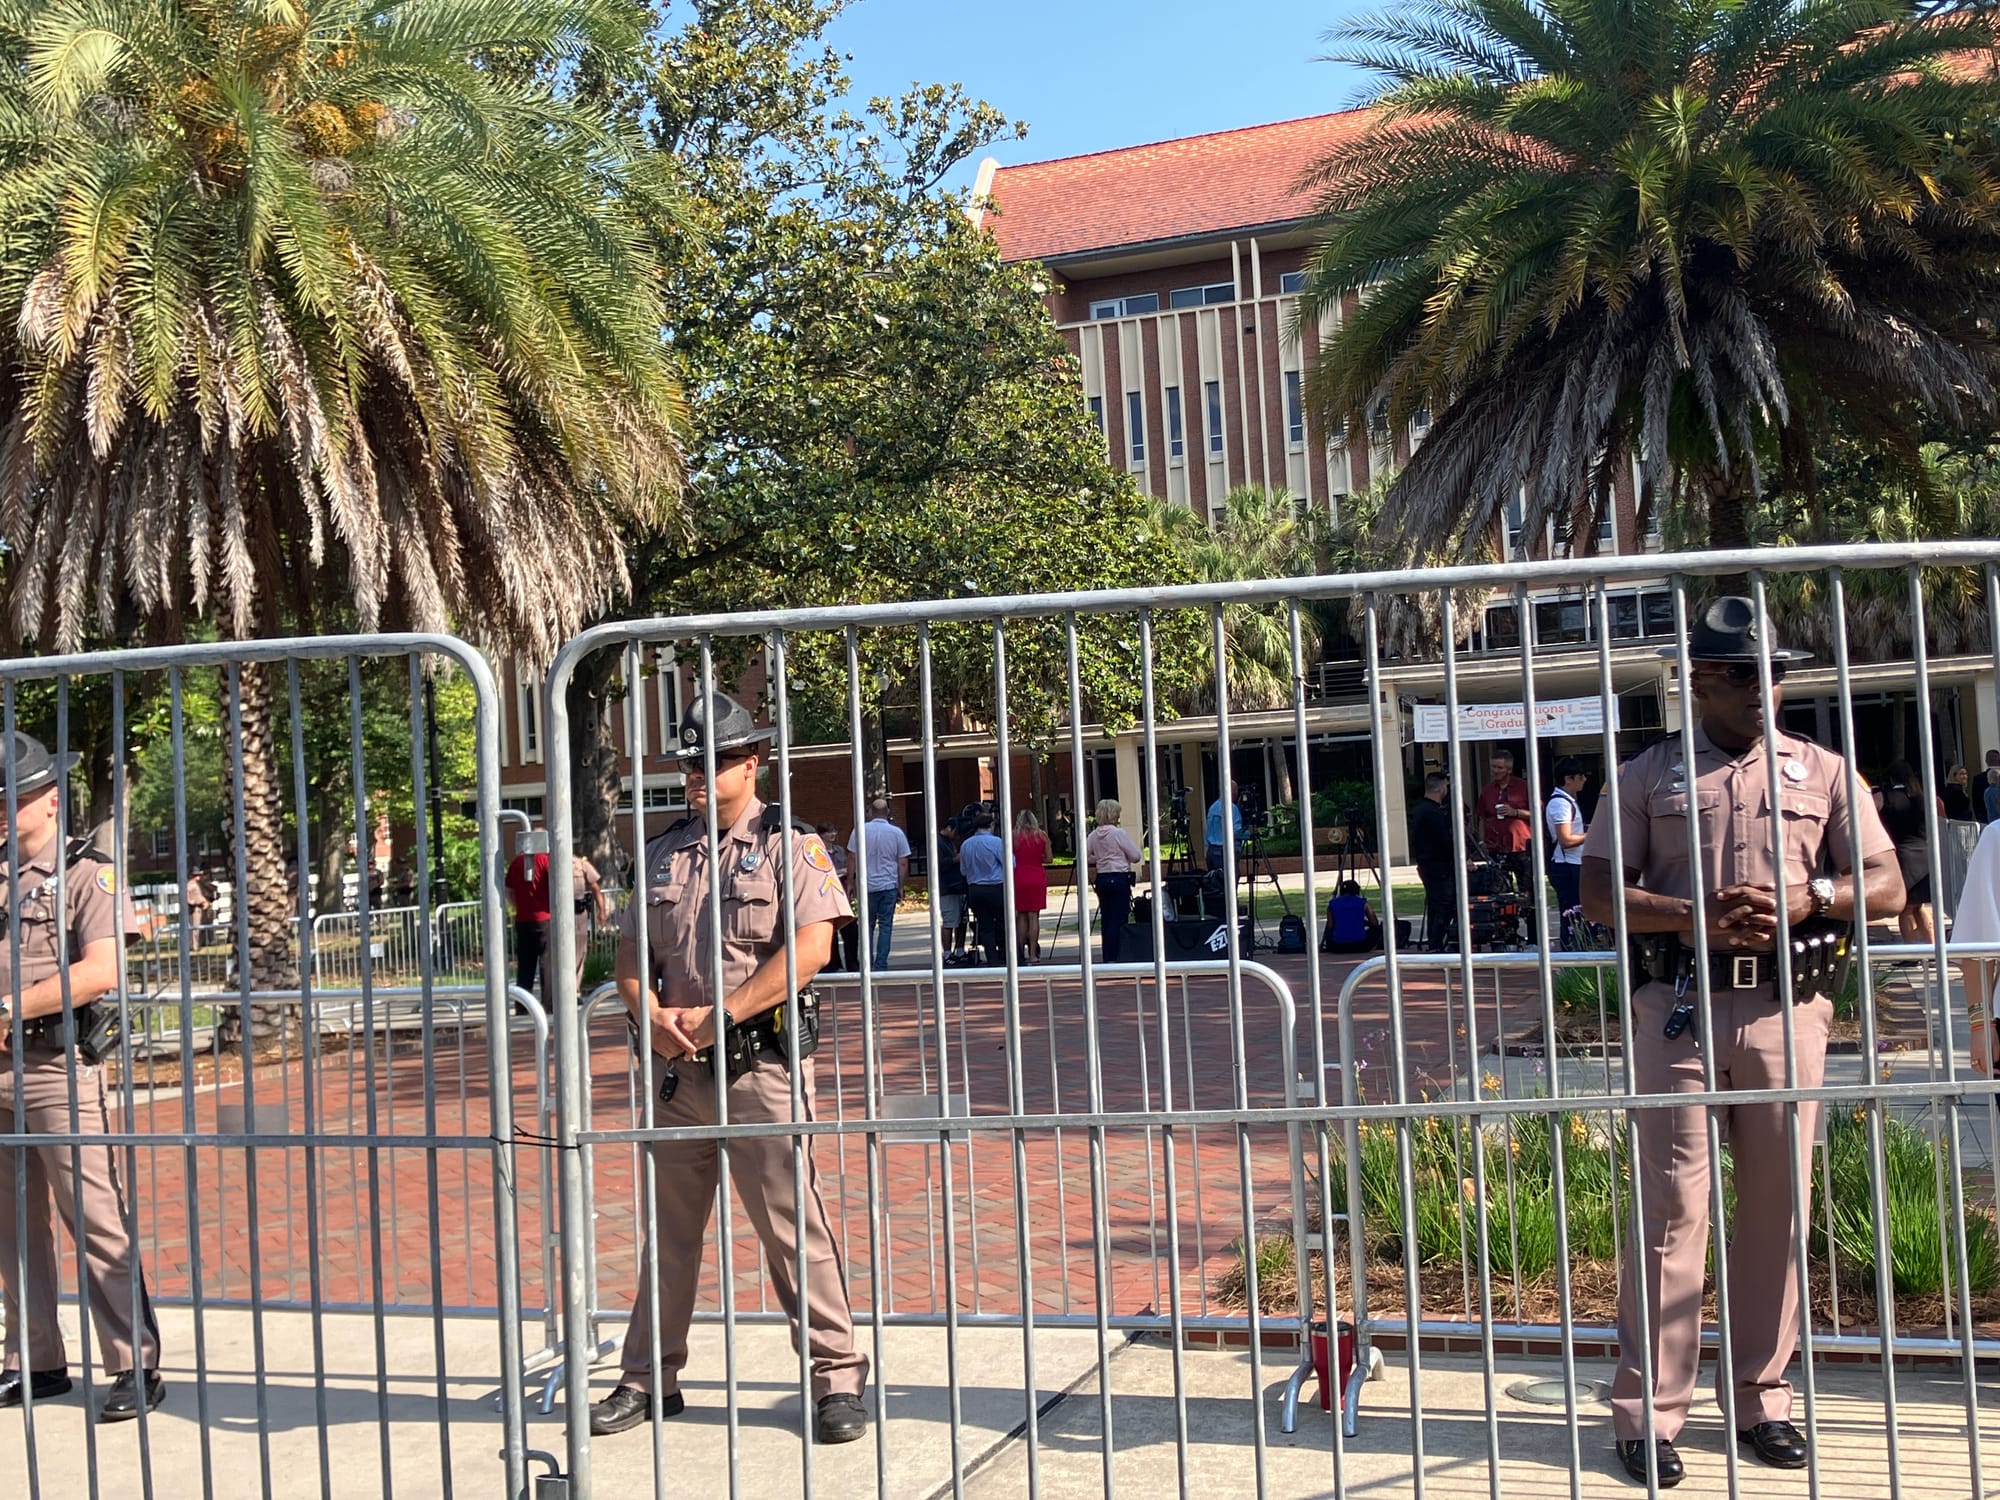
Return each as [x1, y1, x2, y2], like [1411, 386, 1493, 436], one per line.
[81, 952, 1477, 1336]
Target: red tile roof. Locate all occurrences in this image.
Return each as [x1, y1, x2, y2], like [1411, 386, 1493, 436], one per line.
[977, 110, 1373, 264]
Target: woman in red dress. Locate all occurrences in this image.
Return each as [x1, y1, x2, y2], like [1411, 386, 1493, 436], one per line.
[1012, 810, 1051, 962]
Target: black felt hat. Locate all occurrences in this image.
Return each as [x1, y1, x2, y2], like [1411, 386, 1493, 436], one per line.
[1, 732, 77, 798]
[1661, 596, 1812, 664]
[670, 691, 775, 763]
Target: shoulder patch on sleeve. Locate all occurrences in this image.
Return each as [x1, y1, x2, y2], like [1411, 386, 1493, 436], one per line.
[800, 835, 834, 873]
[95, 865, 115, 895]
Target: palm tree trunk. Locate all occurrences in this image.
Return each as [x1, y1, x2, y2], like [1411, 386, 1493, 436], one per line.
[232, 661, 298, 1046]
[1703, 463, 1753, 593]
[566, 650, 622, 870]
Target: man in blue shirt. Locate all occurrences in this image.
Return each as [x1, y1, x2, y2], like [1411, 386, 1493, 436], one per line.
[956, 813, 1007, 965]
[1206, 782, 1244, 872]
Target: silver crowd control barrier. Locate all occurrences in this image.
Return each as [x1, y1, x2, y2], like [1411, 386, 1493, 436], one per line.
[539, 539, 2000, 1499]
[0, 636, 532, 1500]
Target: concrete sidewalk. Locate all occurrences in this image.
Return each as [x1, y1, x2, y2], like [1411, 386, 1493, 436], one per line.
[969, 1338, 1998, 1499]
[0, 1305, 1108, 1498]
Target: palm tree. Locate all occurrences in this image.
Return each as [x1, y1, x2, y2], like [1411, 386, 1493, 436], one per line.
[0, 0, 686, 1023]
[1298, 0, 2000, 562]
[1147, 487, 1323, 713]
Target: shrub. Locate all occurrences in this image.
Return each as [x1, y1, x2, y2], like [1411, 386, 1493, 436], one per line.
[1814, 1109, 1999, 1297]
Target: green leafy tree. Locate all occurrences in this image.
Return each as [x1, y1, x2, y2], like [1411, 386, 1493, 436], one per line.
[1759, 431, 2000, 657]
[547, 0, 1204, 845]
[1298, 0, 2000, 563]
[0, 0, 687, 1018]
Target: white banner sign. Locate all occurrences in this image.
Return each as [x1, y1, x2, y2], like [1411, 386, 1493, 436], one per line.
[1410, 696, 1618, 744]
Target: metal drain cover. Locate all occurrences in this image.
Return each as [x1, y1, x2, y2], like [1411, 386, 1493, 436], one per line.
[1507, 1377, 1611, 1406]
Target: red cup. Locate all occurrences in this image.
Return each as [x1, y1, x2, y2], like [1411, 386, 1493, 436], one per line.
[1310, 1320, 1357, 1412]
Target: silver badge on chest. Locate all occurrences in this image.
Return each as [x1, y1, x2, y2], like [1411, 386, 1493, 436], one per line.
[738, 851, 764, 874]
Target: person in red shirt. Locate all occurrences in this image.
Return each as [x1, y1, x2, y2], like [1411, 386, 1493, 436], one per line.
[505, 836, 553, 997]
[1476, 747, 1536, 894]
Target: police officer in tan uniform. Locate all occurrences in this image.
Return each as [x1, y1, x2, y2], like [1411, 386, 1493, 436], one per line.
[0, 732, 163, 1421]
[590, 692, 868, 1444]
[1581, 600, 1902, 1487]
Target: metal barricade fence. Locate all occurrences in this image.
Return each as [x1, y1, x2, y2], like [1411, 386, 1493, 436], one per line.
[568, 962, 1307, 1335]
[539, 540, 2000, 1500]
[0, 636, 533, 1500]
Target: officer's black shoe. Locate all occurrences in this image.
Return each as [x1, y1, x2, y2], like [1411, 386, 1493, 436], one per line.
[1738, 1419, 1809, 1469]
[1617, 1437, 1684, 1488]
[98, 1369, 164, 1422]
[589, 1384, 683, 1435]
[814, 1392, 867, 1444]
[0, 1368, 72, 1406]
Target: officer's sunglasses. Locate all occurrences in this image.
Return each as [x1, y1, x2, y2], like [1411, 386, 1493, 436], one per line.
[1712, 662, 1788, 686]
[685, 752, 757, 776]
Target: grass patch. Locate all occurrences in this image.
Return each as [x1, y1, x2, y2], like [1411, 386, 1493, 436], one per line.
[1223, 1103, 1996, 1320]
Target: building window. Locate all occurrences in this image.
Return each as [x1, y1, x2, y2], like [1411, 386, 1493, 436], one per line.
[1278, 271, 1308, 295]
[1089, 293, 1160, 320]
[1411, 404, 1432, 436]
[1534, 598, 1589, 646]
[152, 828, 172, 860]
[516, 680, 541, 761]
[654, 652, 681, 749]
[619, 782, 689, 816]
[1481, 605, 1522, 652]
[1166, 386, 1185, 460]
[1284, 371, 1305, 446]
[1127, 391, 1145, 463]
[1597, 508, 1616, 548]
[1169, 281, 1234, 308]
[500, 795, 546, 818]
[1205, 380, 1224, 456]
[1505, 494, 1527, 558]
[1089, 395, 1104, 439]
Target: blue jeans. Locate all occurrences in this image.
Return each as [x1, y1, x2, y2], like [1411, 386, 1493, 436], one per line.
[867, 888, 898, 969]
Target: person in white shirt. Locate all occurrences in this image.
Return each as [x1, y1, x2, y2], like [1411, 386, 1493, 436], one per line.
[847, 798, 910, 971]
[1545, 757, 1590, 944]
[1953, 820, 2000, 1076]
[1084, 800, 1145, 963]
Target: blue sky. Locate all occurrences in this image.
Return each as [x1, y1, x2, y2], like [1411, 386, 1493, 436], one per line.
[826, 0, 1374, 190]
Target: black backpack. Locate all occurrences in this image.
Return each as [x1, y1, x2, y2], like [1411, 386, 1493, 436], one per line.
[1277, 913, 1309, 953]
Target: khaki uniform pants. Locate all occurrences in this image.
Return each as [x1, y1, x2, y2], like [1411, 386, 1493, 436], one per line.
[0, 1047, 159, 1375]
[619, 1054, 867, 1402]
[1612, 980, 1829, 1440]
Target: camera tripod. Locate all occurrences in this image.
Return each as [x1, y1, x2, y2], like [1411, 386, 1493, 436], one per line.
[1230, 827, 1294, 950]
[1332, 809, 1383, 892]
[1165, 790, 1194, 874]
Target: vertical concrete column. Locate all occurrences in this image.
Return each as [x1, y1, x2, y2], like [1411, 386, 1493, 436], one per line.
[1378, 684, 1411, 865]
[1113, 735, 1144, 841]
[1181, 740, 1206, 832]
[1972, 671, 2000, 773]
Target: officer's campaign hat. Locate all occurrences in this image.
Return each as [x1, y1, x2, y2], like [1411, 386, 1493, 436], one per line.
[1664, 596, 1812, 664]
[0, 732, 77, 799]
[671, 691, 774, 763]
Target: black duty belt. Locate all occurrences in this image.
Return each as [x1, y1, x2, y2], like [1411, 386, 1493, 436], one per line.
[1632, 923, 1851, 994]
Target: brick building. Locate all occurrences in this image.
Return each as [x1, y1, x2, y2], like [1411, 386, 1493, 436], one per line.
[972, 110, 1667, 551]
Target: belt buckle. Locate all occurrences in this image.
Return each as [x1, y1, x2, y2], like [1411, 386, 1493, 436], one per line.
[1731, 955, 1758, 990]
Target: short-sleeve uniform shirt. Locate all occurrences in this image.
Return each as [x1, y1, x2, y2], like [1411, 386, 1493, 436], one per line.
[0, 843, 122, 999]
[620, 799, 853, 1006]
[1580, 723, 1893, 946]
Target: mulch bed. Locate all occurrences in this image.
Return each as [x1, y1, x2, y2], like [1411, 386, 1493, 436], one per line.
[1214, 1245, 2000, 1342]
